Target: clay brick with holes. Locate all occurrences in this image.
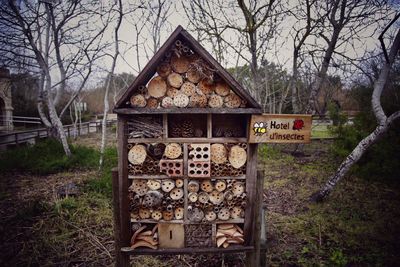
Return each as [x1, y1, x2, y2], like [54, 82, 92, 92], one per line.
[188, 160, 211, 177]
[188, 144, 210, 161]
[159, 159, 184, 177]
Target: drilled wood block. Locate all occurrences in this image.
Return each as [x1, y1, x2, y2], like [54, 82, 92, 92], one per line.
[158, 223, 185, 248]
[159, 159, 184, 177]
[188, 143, 210, 161]
[188, 160, 210, 177]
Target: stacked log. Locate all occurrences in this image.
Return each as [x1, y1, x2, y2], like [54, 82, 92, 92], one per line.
[210, 143, 247, 176]
[216, 224, 244, 248]
[128, 40, 247, 109]
[186, 179, 246, 222]
[129, 178, 185, 221]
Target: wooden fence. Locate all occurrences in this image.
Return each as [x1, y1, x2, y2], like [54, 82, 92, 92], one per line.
[0, 120, 116, 148]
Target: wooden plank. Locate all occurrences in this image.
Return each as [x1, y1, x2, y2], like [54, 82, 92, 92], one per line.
[129, 175, 169, 179]
[163, 114, 168, 138]
[128, 137, 247, 144]
[129, 175, 246, 180]
[112, 168, 130, 267]
[115, 26, 184, 108]
[249, 114, 312, 144]
[212, 223, 216, 248]
[114, 108, 262, 115]
[158, 223, 185, 248]
[254, 170, 265, 267]
[131, 219, 184, 224]
[179, 29, 261, 109]
[121, 246, 255, 255]
[186, 219, 244, 224]
[117, 117, 130, 251]
[183, 143, 188, 223]
[207, 114, 212, 138]
[243, 143, 258, 267]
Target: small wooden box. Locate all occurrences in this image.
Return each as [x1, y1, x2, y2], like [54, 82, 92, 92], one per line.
[158, 223, 185, 249]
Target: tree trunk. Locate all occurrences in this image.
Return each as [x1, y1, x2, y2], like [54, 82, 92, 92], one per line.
[45, 76, 72, 156]
[305, 27, 340, 114]
[99, 0, 123, 169]
[291, 52, 300, 113]
[311, 28, 400, 202]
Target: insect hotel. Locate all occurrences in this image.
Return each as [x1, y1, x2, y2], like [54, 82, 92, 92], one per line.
[112, 26, 264, 266]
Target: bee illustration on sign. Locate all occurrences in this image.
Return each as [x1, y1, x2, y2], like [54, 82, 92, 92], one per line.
[253, 122, 267, 136]
[292, 119, 305, 131]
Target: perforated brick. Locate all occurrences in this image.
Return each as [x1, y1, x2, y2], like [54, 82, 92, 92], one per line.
[188, 144, 210, 161]
[188, 160, 211, 177]
[159, 159, 184, 177]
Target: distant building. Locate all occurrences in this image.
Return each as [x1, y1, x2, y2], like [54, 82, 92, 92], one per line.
[0, 68, 13, 132]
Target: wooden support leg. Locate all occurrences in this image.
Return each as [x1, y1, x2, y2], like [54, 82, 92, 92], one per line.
[112, 169, 129, 267]
[246, 170, 264, 267]
[260, 204, 267, 267]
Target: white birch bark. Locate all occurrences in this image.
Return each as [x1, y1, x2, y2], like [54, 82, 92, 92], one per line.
[311, 28, 400, 202]
[99, 0, 123, 169]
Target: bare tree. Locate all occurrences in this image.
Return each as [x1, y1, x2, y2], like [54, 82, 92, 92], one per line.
[0, 0, 111, 156]
[305, 0, 393, 114]
[99, 0, 124, 169]
[311, 19, 400, 202]
[278, 0, 325, 113]
[183, 0, 283, 103]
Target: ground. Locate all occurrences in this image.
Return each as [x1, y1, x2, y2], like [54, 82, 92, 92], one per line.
[0, 132, 399, 266]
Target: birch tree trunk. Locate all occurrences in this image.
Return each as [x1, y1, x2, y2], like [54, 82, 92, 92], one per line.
[99, 0, 123, 169]
[311, 28, 400, 202]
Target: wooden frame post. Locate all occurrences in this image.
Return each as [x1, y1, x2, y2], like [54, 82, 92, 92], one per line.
[116, 117, 130, 267]
[112, 168, 129, 267]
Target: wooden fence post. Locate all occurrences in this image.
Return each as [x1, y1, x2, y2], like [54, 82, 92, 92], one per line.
[112, 168, 130, 267]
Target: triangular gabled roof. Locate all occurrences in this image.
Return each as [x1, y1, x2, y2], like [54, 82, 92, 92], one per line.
[114, 25, 261, 113]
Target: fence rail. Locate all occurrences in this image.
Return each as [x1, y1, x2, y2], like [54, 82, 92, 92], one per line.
[0, 120, 116, 147]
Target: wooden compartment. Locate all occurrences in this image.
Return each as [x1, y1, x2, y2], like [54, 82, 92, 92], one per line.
[212, 114, 248, 138]
[126, 115, 163, 139]
[127, 143, 183, 176]
[185, 224, 213, 247]
[210, 143, 247, 177]
[129, 178, 185, 223]
[168, 114, 207, 138]
[216, 223, 244, 248]
[130, 223, 159, 249]
[187, 178, 246, 224]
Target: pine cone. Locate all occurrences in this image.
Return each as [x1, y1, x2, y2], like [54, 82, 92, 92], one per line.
[181, 120, 194, 137]
[170, 122, 181, 137]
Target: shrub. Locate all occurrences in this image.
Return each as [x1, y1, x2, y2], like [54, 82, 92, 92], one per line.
[329, 82, 400, 183]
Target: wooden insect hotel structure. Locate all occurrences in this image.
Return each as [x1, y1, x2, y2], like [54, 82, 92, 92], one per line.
[112, 26, 264, 266]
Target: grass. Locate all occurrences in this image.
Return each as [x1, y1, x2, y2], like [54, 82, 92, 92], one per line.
[0, 138, 100, 174]
[312, 124, 336, 139]
[1, 136, 400, 266]
[260, 143, 400, 266]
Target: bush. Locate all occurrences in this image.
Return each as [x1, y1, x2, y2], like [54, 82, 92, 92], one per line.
[329, 82, 400, 183]
[0, 138, 99, 174]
